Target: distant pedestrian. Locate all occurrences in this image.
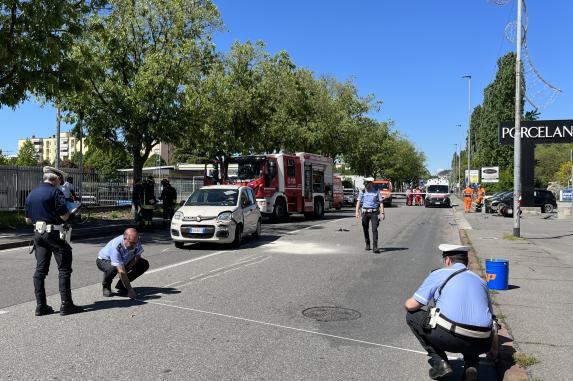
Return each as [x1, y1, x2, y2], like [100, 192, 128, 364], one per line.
[415, 187, 422, 206]
[355, 177, 385, 253]
[463, 185, 474, 213]
[159, 179, 177, 228]
[25, 166, 85, 316]
[96, 228, 149, 299]
[405, 244, 496, 381]
[140, 176, 157, 228]
[475, 184, 486, 212]
[406, 187, 413, 206]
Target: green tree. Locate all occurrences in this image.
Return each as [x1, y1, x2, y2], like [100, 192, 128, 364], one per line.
[0, 149, 8, 165]
[144, 153, 166, 168]
[84, 145, 131, 180]
[16, 139, 39, 166]
[62, 0, 221, 180]
[0, 0, 94, 107]
[554, 161, 572, 187]
[472, 53, 523, 170]
[535, 144, 573, 187]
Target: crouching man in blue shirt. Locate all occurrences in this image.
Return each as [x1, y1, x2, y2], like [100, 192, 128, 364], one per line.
[404, 244, 496, 381]
[96, 228, 149, 299]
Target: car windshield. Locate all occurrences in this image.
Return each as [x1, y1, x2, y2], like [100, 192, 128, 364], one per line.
[185, 189, 239, 206]
[427, 185, 449, 193]
[343, 189, 355, 195]
[373, 183, 389, 191]
[237, 162, 263, 180]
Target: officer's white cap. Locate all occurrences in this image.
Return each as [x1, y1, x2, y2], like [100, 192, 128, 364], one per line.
[438, 244, 470, 256]
[43, 166, 67, 178]
[364, 177, 374, 182]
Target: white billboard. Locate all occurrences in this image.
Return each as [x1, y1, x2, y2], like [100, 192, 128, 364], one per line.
[481, 166, 499, 183]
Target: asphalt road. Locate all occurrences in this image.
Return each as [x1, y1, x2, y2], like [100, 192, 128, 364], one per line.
[0, 204, 498, 380]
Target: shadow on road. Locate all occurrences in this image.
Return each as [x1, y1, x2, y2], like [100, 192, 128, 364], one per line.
[378, 247, 409, 253]
[82, 287, 180, 312]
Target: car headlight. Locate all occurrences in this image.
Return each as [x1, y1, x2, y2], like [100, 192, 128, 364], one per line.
[173, 211, 184, 221]
[217, 211, 233, 222]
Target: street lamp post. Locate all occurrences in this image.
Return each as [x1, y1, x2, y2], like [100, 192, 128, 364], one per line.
[456, 124, 462, 192]
[513, 0, 523, 237]
[462, 75, 472, 187]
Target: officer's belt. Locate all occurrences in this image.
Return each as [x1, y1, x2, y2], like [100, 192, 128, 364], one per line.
[363, 208, 379, 213]
[435, 313, 492, 339]
[35, 223, 64, 233]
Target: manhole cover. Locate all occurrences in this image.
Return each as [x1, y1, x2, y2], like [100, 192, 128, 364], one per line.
[302, 307, 361, 322]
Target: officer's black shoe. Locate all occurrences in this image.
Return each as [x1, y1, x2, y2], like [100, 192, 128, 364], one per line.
[115, 281, 127, 291]
[463, 366, 478, 381]
[35, 305, 54, 316]
[60, 303, 85, 316]
[373, 246, 381, 253]
[102, 285, 113, 297]
[428, 360, 453, 380]
[365, 242, 371, 251]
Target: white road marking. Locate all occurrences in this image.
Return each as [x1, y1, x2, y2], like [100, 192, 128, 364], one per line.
[142, 299, 440, 358]
[0, 310, 8, 315]
[146, 250, 229, 275]
[286, 218, 347, 235]
[0, 246, 29, 253]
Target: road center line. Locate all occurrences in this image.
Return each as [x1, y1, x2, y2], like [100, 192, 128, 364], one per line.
[145, 250, 229, 275]
[141, 299, 430, 357]
[286, 217, 349, 235]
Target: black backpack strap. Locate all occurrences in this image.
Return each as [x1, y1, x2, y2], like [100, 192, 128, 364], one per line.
[434, 268, 468, 304]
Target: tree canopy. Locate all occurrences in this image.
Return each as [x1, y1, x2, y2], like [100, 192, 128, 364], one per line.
[16, 139, 39, 166]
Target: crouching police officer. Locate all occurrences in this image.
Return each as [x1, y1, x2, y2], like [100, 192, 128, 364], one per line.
[355, 177, 385, 253]
[404, 244, 496, 381]
[25, 167, 85, 316]
[96, 228, 149, 299]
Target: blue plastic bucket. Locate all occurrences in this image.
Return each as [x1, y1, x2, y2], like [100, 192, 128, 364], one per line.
[485, 259, 509, 290]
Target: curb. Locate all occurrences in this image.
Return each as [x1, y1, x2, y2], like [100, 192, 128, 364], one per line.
[459, 229, 528, 381]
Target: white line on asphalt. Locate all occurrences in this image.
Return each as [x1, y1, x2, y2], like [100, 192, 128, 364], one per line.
[0, 310, 8, 315]
[146, 250, 229, 275]
[141, 299, 432, 358]
[286, 218, 348, 235]
[0, 246, 29, 253]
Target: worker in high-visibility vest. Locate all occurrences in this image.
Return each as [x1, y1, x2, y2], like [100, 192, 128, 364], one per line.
[463, 185, 474, 213]
[475, 184, 486, 211]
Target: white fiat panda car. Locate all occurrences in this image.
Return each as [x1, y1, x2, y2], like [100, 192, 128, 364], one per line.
[171, 185, 262, 249]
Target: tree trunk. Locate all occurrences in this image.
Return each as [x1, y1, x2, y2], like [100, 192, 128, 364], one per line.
[132, 151, 145, 181]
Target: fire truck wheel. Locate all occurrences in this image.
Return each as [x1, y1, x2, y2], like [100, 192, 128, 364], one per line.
[272, 198, 288, 221]
[252, 219, 261, 239]
[232, 224, 243, 248]
[314, 198, 324, 219]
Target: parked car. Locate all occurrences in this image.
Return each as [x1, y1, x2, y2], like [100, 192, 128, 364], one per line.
[484, 191, 512, 213]
[170, 185, 262, 249]
[343, 188, 356, 206]
[534, 189, 557, 213]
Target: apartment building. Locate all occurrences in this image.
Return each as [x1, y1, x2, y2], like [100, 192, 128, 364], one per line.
[18, 132, 87, 163]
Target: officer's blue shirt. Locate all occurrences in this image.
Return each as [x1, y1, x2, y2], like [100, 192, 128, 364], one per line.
[413, 263, 493, 327]
[98, 235, 144, 267]
[358, 188, 383, 209]
[25, 182, 68, 224]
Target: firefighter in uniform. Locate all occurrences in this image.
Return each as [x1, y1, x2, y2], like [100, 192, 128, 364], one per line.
[159, 179, 177, 228]
[25, 167, 85, 316]
[355, 177, 385, 253]
[463, 184, 474, 213]
[405, 244, 496, 381]
[140, 176, 157, 228]
[132, 178, 144, 224]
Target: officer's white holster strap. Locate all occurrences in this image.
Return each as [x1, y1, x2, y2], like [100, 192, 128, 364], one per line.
[436, 314, 492, 339]
[34, 222, 64, 233]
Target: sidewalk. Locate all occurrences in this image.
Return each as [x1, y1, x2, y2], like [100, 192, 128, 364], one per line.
[0, 219, 135, 250]
[452, 195, 573, 381]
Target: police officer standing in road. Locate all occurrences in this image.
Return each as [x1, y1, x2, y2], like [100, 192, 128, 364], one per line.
[404, 244, 496, 381]
[355, 177, 385, 253]
[25, 167, 85, 316]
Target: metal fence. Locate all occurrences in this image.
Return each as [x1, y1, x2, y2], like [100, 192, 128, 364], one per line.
[0, 166, 204, 211]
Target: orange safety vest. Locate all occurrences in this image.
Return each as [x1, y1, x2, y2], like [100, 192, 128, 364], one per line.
[464, 188, 473, 198]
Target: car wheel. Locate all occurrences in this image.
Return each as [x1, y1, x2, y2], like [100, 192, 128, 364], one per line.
[232, 224, 243, 248]
[543, 203, 554, 213]
[174, 241, 185, 249]
[252, 219, 261, 239]
[497, 203, 506, 215]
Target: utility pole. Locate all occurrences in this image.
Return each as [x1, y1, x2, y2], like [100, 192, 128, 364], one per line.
[513, 0, 523, 237]
[462, 76, 472, 187]
[55, 104, 61, 169]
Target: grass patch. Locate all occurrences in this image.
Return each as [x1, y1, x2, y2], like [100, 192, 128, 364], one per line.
[503, 233, 523, 241]
[0, 211, 27, 229]
[488, 290, 499, 295]
[513, 352, 540, 368]
[494, 313, 506, 322]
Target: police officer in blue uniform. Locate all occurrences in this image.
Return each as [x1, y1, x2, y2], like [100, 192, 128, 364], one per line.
[404, 244, 495, 381]
[96, 228, 149, 298]
[25, 167, 85, 316]
[355, 177, 385, 253]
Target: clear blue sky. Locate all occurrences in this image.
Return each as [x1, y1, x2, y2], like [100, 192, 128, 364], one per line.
[1, 0, 571, 175]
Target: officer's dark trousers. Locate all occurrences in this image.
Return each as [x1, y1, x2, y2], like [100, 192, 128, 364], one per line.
[96, 257, 150, 289]
[361, 211, 379, 244]
[162, 206, 175, 225]
[406, 309, 492, 367]
[33, 231, 73, 306]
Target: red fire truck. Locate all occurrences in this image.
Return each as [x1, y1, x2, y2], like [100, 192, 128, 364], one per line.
[209, 153, 340, 220]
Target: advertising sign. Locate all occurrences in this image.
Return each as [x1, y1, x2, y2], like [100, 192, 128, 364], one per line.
[481, 166, 499, 183]
[560, 189, 572, 202]
[499, 119, 573, 145]
[464, 170, 480, 185]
